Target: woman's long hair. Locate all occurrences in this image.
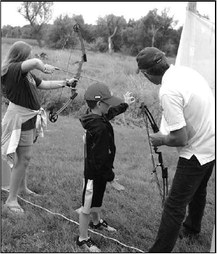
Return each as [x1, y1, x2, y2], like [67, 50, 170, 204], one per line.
[1, 41, 32, 77]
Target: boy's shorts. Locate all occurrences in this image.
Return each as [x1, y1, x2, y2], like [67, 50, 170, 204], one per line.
[18, 129, 35, 147]
[81, 177, 107, 214]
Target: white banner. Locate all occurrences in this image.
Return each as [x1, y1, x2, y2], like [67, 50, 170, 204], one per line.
[176, 9, 215, 94]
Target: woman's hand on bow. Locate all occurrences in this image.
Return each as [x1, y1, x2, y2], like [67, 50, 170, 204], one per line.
[65, 78, 79, 87]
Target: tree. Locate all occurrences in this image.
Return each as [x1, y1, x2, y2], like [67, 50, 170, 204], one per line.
[20, 25, 33, 39]
[1, 25, 13, 37]
[18, 2, 53, 47]
[96, 14, 127, 52]
[144, 9, 162, 47]
[1, 25, 22, 38]
[108, 26, 117, 54]
[121, 20, 142, 55]
[46, 15, 75, 49]
[121, 8, 180, 56]
[11, 26, 22, 38]
[45, 14, 86, 49]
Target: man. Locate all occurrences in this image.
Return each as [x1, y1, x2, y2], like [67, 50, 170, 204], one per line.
[136, 47, 215, 252]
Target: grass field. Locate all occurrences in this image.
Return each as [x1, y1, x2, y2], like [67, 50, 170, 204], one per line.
[1, 38, 215, 253]
[1, 116, 215, 253]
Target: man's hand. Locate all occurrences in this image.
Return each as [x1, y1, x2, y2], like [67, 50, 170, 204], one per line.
[150, 127, 188, 147]
[149, 132, 165, 147]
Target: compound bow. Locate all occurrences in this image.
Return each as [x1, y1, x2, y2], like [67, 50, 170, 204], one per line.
[139, 102, 168, 206]
[49, 23, 87, 123]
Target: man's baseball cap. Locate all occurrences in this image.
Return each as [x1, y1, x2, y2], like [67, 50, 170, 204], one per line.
[136, 47, 165, 70]
[84, 82, 123, 107]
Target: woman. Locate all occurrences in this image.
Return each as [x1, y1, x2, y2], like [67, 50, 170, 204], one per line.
[1, 40, 76, 214]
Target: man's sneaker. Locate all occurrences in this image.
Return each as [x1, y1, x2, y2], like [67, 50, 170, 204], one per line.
[76, 236, 101, 252]
[179, 226, 200, 240]
[89, 219, 117, 232]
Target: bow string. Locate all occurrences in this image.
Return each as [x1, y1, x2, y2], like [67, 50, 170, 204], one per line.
[49, 23, 87, 123]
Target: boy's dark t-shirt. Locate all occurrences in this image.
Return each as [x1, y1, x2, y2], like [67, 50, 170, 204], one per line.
[2, 62, 42, 130]
[80, 103, 128, 181]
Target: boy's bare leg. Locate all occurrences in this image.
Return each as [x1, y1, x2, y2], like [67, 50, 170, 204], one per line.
[91, 211, 101, 225]
[77, 211, 101, 252]
[79, 212, 90, 240]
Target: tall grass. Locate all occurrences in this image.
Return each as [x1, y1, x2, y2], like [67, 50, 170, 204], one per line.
[1, 38, 165, 123]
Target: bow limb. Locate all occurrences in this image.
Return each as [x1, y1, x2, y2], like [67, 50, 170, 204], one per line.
[72, 23, 87, 83]
[144, 112, 164, 202]
[140, 103, 159, 133]
[49, 23, 87, 123]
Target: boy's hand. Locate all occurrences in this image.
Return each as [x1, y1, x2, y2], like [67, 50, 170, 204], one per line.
[124, 91, 135, 105]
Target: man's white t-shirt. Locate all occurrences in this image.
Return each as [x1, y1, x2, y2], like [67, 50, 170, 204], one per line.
[159, 64, 215, 165]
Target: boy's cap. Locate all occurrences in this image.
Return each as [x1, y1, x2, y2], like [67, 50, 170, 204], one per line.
[136, 47, 165, 70]
[84, 82, 123, 107]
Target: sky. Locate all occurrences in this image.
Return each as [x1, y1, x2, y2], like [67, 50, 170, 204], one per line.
[1, 1, 215, 29]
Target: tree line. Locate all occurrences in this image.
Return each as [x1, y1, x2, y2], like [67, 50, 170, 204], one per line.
[1, 2, 183, 56]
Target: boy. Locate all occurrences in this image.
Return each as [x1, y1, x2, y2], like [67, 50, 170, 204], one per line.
[76, 82, 134, 252]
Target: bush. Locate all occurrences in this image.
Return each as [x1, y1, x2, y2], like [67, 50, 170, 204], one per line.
[88, 37, 108, 52]
[162, 42, 177, 57]
[44, 15, 78, 49]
